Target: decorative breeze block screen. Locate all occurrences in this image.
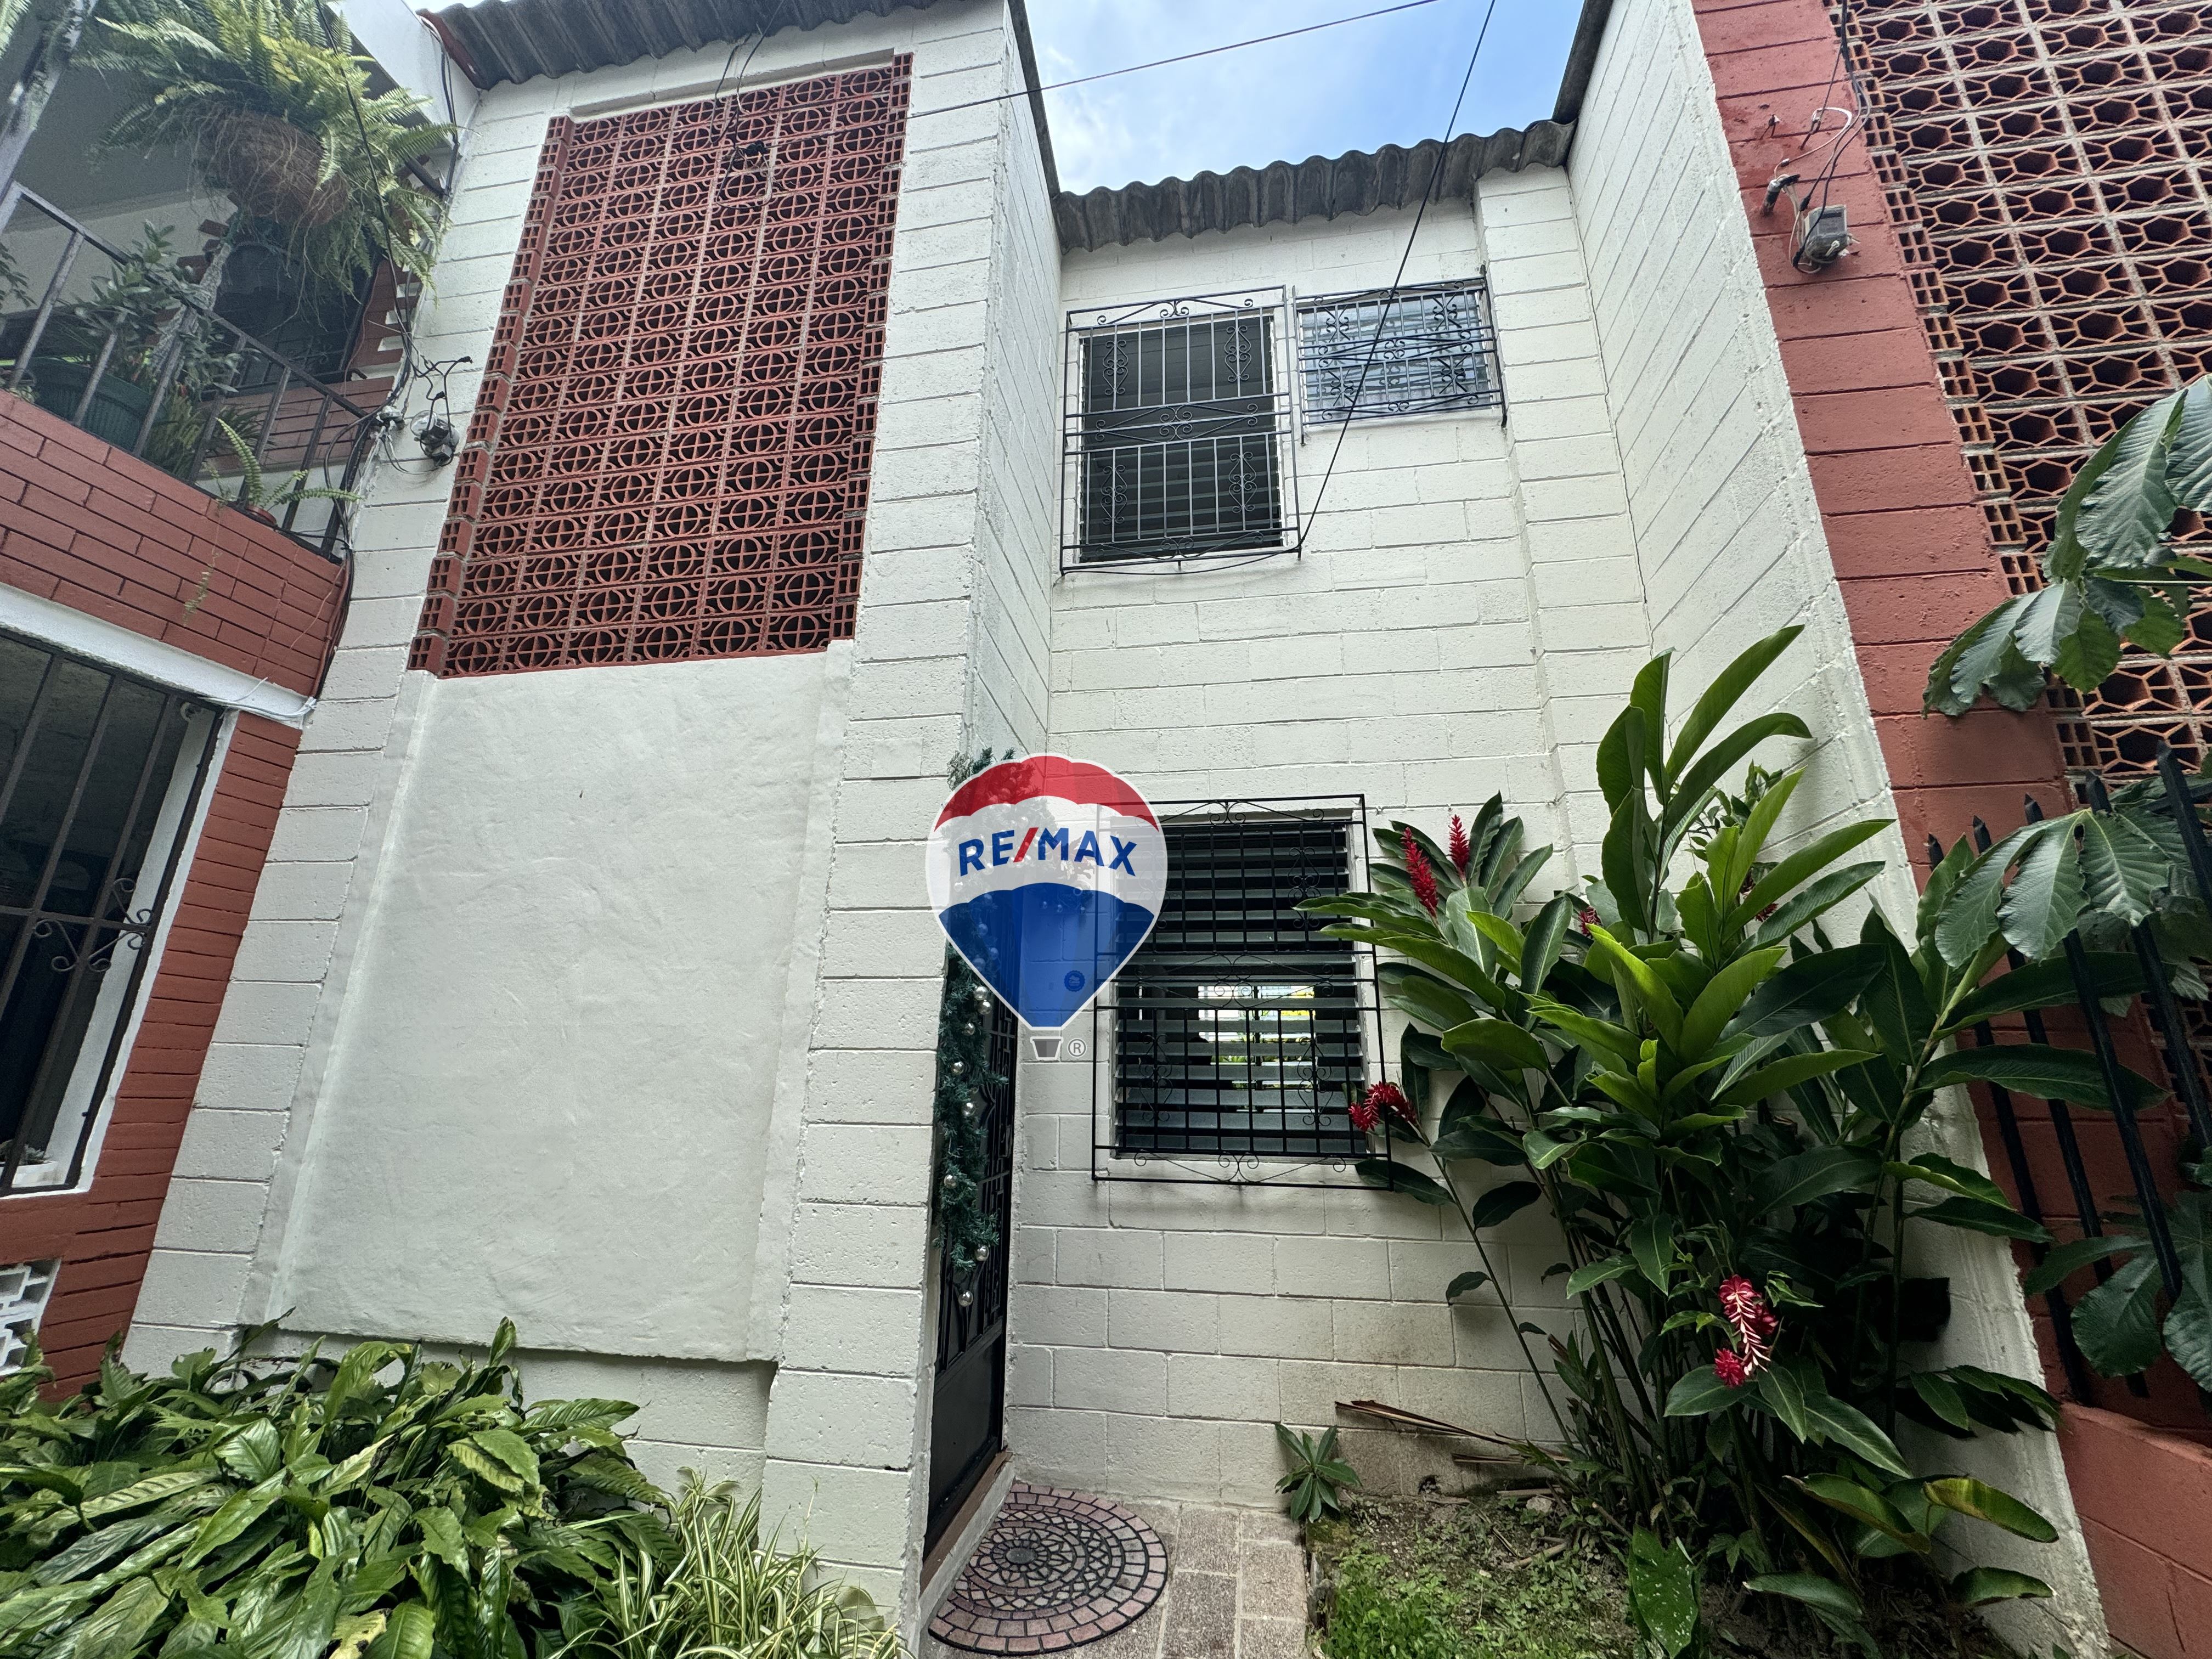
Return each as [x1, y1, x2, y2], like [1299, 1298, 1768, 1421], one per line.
[0, 1260, 57, 1374]
[1852, 0, 2212, 771]
[413, 62, 911, 678]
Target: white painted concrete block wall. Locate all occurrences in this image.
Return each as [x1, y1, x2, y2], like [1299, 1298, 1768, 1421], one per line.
[1007, 174, 1641, 1508]
[1568, 1, 2101, 1649]
[125, 1, 1027, 1582]
[758, 3, 1058, 1635]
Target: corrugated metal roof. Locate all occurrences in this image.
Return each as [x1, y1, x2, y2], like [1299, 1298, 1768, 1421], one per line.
[1051, 123, 1573, 253]
[426, 0, 943, 88]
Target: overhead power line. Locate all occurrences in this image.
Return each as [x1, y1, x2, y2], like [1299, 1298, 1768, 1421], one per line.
[1297, 0, 1500, 549]
[918, 0, 1445, 122]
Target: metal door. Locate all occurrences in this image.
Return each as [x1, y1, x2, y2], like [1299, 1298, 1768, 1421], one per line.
[926, 998, 1016, 1548]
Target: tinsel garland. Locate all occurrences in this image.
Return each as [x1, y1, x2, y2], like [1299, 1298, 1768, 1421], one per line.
[932, 750, 1008, 1295]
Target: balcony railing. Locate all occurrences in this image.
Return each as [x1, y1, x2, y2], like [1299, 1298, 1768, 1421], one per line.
[0, 185, 383, 561]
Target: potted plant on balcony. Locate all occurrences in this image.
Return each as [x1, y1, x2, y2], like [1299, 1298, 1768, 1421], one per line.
[81, 0, 454, 296]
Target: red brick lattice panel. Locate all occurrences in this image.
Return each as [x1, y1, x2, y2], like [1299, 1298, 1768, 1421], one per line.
[411, 62, 911, 678]
[1849, 0, 2212, 772]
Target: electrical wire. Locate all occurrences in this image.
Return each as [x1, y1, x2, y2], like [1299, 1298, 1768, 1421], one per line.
[916, 0, 1442, 123]
[1295, 0, 1498, 551]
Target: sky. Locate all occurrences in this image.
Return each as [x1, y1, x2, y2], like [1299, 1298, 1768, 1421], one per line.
[1028, 1, 1587, 195]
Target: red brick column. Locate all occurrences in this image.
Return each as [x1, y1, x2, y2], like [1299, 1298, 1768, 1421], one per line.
[1689, 5, 2211, 1653]
[1692, 0, 2072, 849]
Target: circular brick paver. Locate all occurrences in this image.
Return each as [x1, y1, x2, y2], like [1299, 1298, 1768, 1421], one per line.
[929, 1485, 1169, 1653]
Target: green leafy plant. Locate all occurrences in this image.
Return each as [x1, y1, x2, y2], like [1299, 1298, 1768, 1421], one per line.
[2019, 1155, 2212, 1389]
[0, 1321, 670, 1658]
[83, 0, 453, 292]
[211, 413, 358, 517]
[1926, 377, 2212, 717]
[1626, 1528, 1701, 1659]
[1275, 1424, 1361, 1525]
[551, 1473, 898, 1659]
[1310, 626, 2097, 1654]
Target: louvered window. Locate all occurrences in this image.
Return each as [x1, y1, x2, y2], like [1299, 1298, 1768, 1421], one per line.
[1113, 816, 1365, 1158]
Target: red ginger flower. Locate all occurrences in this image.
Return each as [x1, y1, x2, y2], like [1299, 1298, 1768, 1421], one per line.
[1713, 1348, 1750, 1389]
[1404, 839, 1441, 917]
[1352, 1081, 1413, 1134]
[1717, 1274, 1779, 1380]
[1448, 814, 1471, 878]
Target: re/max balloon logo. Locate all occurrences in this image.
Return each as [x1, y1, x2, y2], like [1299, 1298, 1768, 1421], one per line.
[955, 826, 1140, 874]
[924, 755, 1167, 1032]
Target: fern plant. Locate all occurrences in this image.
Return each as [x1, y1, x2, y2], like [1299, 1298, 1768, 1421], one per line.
[81, 0, 453, 292]
[211, 414, 357, 516]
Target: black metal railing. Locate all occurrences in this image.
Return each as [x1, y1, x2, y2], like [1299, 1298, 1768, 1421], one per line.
[0, 185, 381, 560]
[1929, 748, 2212, 1421]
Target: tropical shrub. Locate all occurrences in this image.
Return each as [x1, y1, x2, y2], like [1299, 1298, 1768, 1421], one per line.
[552, 1474, 899, 1659]
[1308, 626, 2111, 1653]
[0, 1323, 890, 1659]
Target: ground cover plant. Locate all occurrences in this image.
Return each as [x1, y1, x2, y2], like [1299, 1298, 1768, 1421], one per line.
[1308, 627, 2110, 1655]
[0, 1324, 890, 1659]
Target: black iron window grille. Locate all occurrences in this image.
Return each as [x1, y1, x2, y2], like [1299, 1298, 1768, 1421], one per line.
[1062, 290, 1300, 569]
[0, 630, 220, 1195]
[1091, 799, 1387, 1186]
[1297, 279, 1503, 426]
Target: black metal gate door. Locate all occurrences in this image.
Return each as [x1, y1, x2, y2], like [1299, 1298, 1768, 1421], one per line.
[926, 999, 1016, 1549]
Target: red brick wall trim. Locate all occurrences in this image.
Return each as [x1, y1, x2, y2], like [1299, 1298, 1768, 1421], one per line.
[2056, 1406, 2212, 1659]
[0, 714, 301, 1393]
[1691, 0, 2073, 856]
[0, 397, 347, 699]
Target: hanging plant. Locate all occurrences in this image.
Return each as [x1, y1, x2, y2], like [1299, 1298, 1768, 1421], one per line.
[82, 0, 454, 295]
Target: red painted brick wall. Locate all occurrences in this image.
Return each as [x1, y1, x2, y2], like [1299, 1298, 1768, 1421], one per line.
[0, 397, 346, 697]
[0, 715, 301, 1392]
[1692, 0, 2073, 849]
[0, 398, 340, 1390]
[1689, 2, 2211, 1649]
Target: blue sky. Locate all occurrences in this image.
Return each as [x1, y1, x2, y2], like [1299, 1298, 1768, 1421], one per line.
[1028, 1, 1585, 194]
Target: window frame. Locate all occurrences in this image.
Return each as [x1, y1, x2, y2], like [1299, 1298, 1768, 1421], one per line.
[0, 631, 228, 1198]
[1059, 287, 1303, 571]
[1293, 276, 1506, 429]
[1087, 797, 1393, 1188]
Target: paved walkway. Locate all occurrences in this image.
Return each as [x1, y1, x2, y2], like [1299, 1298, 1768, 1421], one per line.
[927, 1500, 1308, 1659]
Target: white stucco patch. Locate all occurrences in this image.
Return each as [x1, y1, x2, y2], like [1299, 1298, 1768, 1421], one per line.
[269, 650, 834, 1361]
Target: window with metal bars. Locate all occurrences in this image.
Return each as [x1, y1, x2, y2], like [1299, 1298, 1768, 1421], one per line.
[0, 633, 217, 1193]
[1112, 814, 1366, 1159]
[1065, 292, 1295, 566]
[1297, 280, 1503, 425]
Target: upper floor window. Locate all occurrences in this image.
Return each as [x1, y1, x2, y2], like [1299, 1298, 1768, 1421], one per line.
[1064, 292, 1297, 568]
[1297, 279, 1503, 425]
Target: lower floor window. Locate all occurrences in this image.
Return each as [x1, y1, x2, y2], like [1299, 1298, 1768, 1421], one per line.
[0, 634, 216, 1192]
[1111, 811, 1367, 1161]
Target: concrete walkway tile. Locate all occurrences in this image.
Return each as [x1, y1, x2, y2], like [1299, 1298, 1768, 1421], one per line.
[1237, 1543, 1306, 1621]
[1161, 1568, 1237, 1658]
[1232, 1617, 1306, 1659]
[1175, 1506, 1240, 1574]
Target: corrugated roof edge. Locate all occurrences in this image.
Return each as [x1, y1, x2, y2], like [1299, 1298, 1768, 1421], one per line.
[1051, 121, 1573, 253]
[427, 0, 941, 89]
